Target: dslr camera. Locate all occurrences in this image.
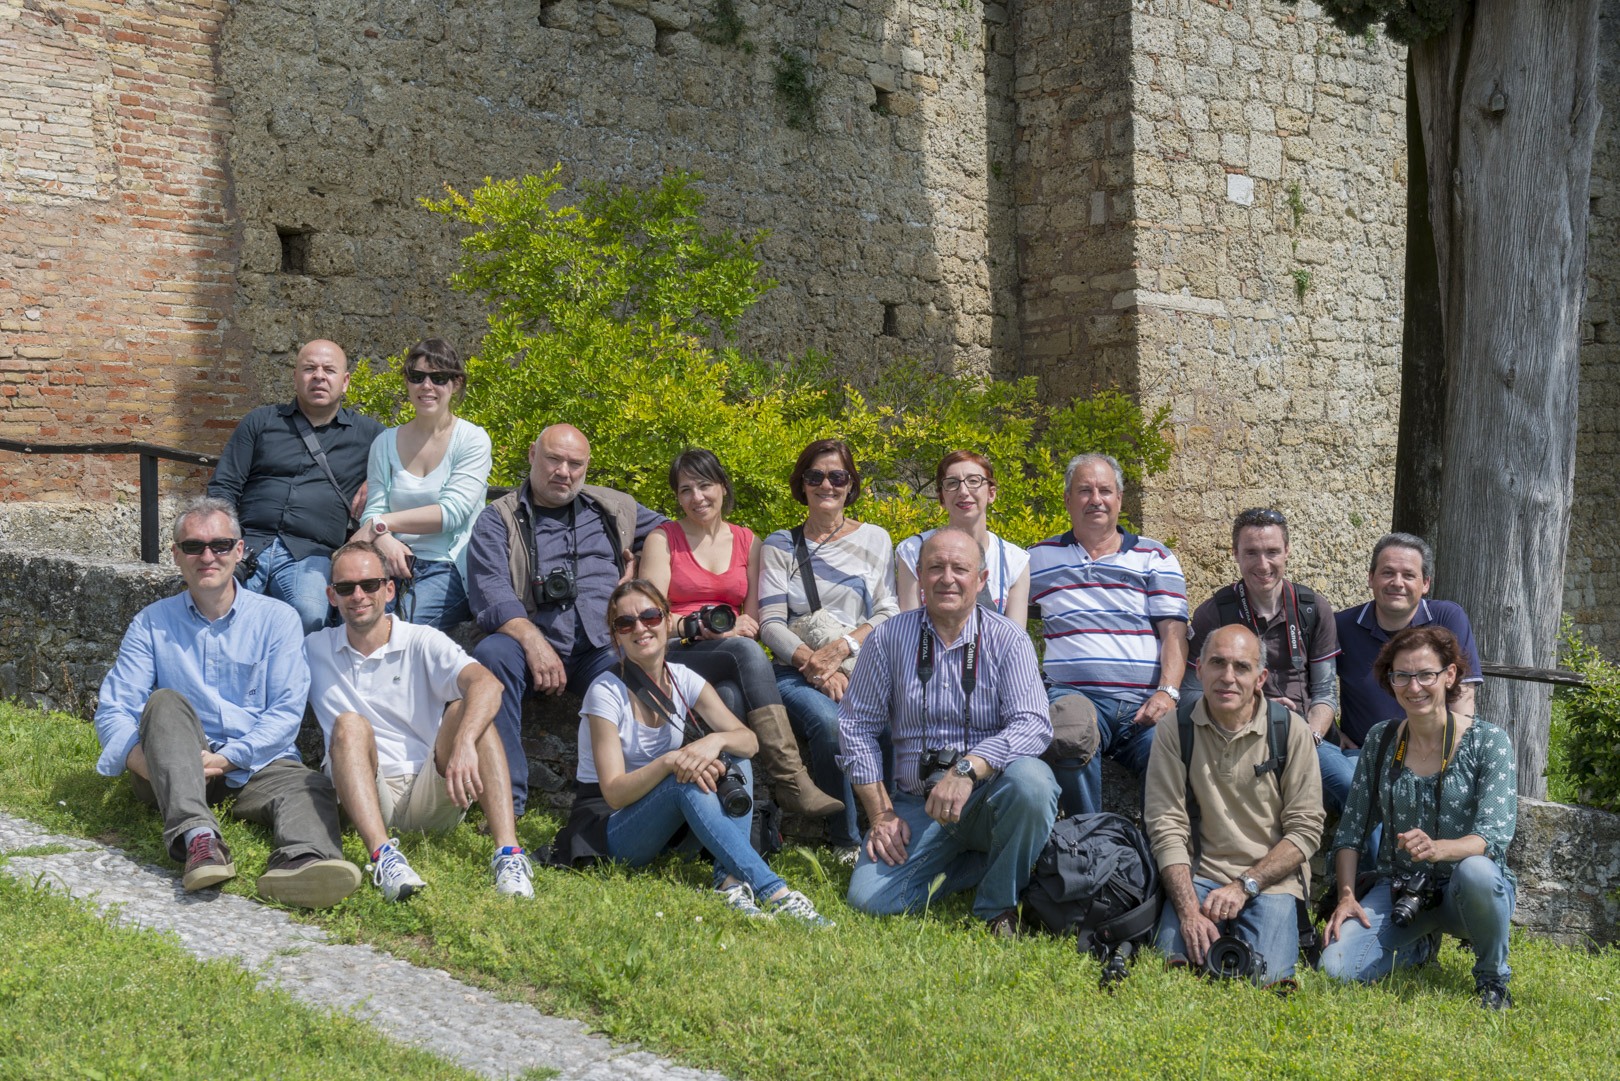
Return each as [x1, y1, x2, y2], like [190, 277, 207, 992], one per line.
[713, 757, 753, 819]
[1202, 935, 1263, 981]
[534, 564, 577, 604]
[1389, 869, 1443, 927]
[678, 604, 737, 641]
[918, 747, 962, 798]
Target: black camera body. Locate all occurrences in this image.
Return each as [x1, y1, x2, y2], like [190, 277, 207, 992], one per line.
[714, 758, 752, 818]
[678, 604, 737, 641]
[1202, 935, 1264, 981]
[1389, 869, 1443, 927]
[918, 746, 962, 798]
[535, 564, 577, 604]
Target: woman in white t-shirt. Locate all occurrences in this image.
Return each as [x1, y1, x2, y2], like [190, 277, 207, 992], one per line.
[553, 579, 828, 923]
[895, 450, 1030, 624]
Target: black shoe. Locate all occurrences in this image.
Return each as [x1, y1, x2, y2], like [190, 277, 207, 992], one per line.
[181, 833, 235, 892]
[1477, 977, 1513, 1010]
[986, 908, 1021, 939]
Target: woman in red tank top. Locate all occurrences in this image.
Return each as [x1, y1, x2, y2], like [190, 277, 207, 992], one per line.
[640, 449, 842, 818]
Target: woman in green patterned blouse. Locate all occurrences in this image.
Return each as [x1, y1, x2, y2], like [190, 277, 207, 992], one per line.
[1319, 624, 1518, 1010]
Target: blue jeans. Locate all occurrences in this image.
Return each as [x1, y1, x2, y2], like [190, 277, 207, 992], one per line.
[242, 537, 333, 635]
[1154, 876, 1302, 983]
[1319, 855, 1516, 985]
[1047, 688, 1155, 817]
[776, 666, 892, 847]
[846, 757, 1059, 921]
[391, 559, 471, 632]
[1317, 742, 1360, 814]
[472, 632, 619, 817]
[606, 759, 786, 901]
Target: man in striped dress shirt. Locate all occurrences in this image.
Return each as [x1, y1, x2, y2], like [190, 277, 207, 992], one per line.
[838, 529, 1058, 935]
[1028, 453, 1190, 817]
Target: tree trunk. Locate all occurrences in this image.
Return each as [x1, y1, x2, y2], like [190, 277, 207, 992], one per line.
[1392, 65, 1446, 541]
[1410, 0, 1601, 798]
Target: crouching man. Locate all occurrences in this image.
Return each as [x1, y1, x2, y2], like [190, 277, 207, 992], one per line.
[839, 529, 1059, 935]
[306, 542, 534, 901]
[1144, 625, 1324, 988]
[93, 496, 360, 908]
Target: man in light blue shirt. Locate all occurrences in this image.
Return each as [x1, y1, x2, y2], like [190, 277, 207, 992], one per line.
[94, 495, 360, 908]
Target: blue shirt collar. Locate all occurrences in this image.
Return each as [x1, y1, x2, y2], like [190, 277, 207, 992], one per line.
[1059, 525, 1141, 554]
[185, 581, 245, 626]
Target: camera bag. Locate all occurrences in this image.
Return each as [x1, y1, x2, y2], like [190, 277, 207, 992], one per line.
[1019, 812, 1163, 984]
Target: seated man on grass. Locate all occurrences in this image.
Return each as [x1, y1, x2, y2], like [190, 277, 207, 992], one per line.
[93, 495, 361, 908]
[306, 541, 534, 901]
[839, 528, 1058, 935]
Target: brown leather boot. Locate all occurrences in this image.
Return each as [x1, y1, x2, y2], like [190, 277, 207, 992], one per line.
[746, 705, 845, 816]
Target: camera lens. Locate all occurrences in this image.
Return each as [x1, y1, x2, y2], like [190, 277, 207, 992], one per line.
[1203, 936, 1260, 981]
[705, 605, 737, 634]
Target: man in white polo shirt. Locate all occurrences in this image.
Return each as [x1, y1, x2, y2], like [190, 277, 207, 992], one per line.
[306, 541, 534, 900]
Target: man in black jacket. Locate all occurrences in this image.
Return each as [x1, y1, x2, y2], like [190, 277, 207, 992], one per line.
[208, 340, 383, 634]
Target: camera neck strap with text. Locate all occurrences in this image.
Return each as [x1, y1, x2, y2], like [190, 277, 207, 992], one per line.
[1230, 579, 1307, 672]
[1390, 709, 1457, 840]
[619, 658, 705, 743]
[915, 608, 981, 747]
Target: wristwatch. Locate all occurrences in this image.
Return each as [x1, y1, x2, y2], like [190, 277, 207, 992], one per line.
[1240, 875, 1261, 899]
[371, 519, 389, 536]
[951, 757, 975, 781]
[1158, 685, 1181, 703]
[841, 633, 861, 655]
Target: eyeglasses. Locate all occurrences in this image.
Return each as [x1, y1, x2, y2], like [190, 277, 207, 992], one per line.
[176, 538, 237, 556]
[941, 474, 989, 493]
[804, 468, 851, 489]
[1390, 669, 1447, 688]
[612, 608, 666, 633]
[405, 368, 457, 386]
[331, 578, 387, 596]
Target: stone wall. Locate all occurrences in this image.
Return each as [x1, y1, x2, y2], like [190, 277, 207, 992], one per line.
[0, 0, 240, 504]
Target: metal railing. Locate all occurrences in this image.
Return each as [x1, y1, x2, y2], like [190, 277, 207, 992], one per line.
[0, 439, 218, 563]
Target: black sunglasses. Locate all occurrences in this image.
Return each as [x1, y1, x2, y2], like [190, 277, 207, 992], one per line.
[332, 578, 387, 596]
[405, 368, 457, 386]
[804, 468, 852, 489]
[177, 538, 237, 556]
[1235, 507, 1287, 527]
[612, 608, 665, 632]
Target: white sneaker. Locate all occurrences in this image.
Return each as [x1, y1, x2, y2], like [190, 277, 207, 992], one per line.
[491, 849, 535, 899]
[715, 881, 767, 918]
[366, 840, 425, 902]
[768, 889, 834, 927]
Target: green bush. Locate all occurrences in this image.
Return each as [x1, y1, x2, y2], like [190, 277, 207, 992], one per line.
[1553, 621, 1620, 812]
[348, 168, 1173, 549]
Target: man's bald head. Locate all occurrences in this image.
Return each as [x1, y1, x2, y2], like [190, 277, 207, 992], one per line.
[297, 339, 348, 368]
[1198, 623, 1269, 726]
[293, 339, 350, 418]
[528, 424, 592, 507]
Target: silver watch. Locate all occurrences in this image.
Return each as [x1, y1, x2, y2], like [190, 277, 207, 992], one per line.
[1240, 875, 1261, 899]
[1158, 685, 1181, 703]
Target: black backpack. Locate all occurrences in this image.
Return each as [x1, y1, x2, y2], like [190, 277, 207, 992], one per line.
[1019, 812, 1163, 988]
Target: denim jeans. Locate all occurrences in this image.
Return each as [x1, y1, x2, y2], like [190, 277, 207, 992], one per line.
[670, 636, 781, 718]
[846, 757, 1059, 921]
[242, 537, 333, 635]
[1316, 742, 1361, 815]
[776, 665, 892, 847]
[1319, 855, 1516, 985]
[391, 559, 471, 632]
[472, 632, 620, 817]
[1153, 876, 1302, 983]
[605, 758, 786, 901]
[1046, 688, 1156, 817]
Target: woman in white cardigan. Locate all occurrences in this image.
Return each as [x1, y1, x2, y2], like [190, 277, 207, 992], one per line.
[353, 338, 492, 630]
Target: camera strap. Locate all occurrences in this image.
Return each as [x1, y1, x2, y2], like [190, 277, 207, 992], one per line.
[1231, 580, 1306, 672]
[789, 525, 823, 613]
[514, 497, 579, 609]
[620, 660, 702, 743]
[1391, 711, 1456, 839]
[916, 608, 980, 745]
[291, 410, 360, 533]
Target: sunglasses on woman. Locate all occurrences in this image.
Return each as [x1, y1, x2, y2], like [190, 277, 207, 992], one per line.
[612, 608, 666, 632]
[331, 578, 387, 596]
[176, 538, 238, 556]
[804, 468, 851, 489]
[405, 368, 457, 386]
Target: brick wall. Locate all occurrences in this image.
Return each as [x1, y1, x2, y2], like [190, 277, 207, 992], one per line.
[0, 0, 243, 503]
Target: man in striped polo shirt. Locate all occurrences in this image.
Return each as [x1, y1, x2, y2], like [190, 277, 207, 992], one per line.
[1029, 453, 1189, 817]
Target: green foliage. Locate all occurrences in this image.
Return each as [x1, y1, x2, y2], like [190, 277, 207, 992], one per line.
[1286, 181, 1305, 230]
[1284, 0, 1459, 46]
[350, 171, 1175, 550]
[1554, 621, 1620, 812]
[697, 0, 753, 52]
[1292, 267, 1314, 300]
[772, 48, 820, 131]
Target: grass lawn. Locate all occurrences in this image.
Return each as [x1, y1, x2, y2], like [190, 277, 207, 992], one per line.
[0, 852, 479, 1080]
[2, 702, 1617, 1081]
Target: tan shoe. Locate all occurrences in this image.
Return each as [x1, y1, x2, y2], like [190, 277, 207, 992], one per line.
[746, 705, 844, 817]
[257, 856, 362, 909]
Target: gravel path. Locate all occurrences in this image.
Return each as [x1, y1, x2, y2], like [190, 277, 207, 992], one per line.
[0, 811, 729, 1081]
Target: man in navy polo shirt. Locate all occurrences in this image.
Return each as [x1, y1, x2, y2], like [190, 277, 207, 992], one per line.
[1328, 532, 1481, 811]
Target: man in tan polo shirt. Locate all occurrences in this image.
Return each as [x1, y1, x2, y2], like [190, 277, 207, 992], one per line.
[1144, 624, 1324, 988]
